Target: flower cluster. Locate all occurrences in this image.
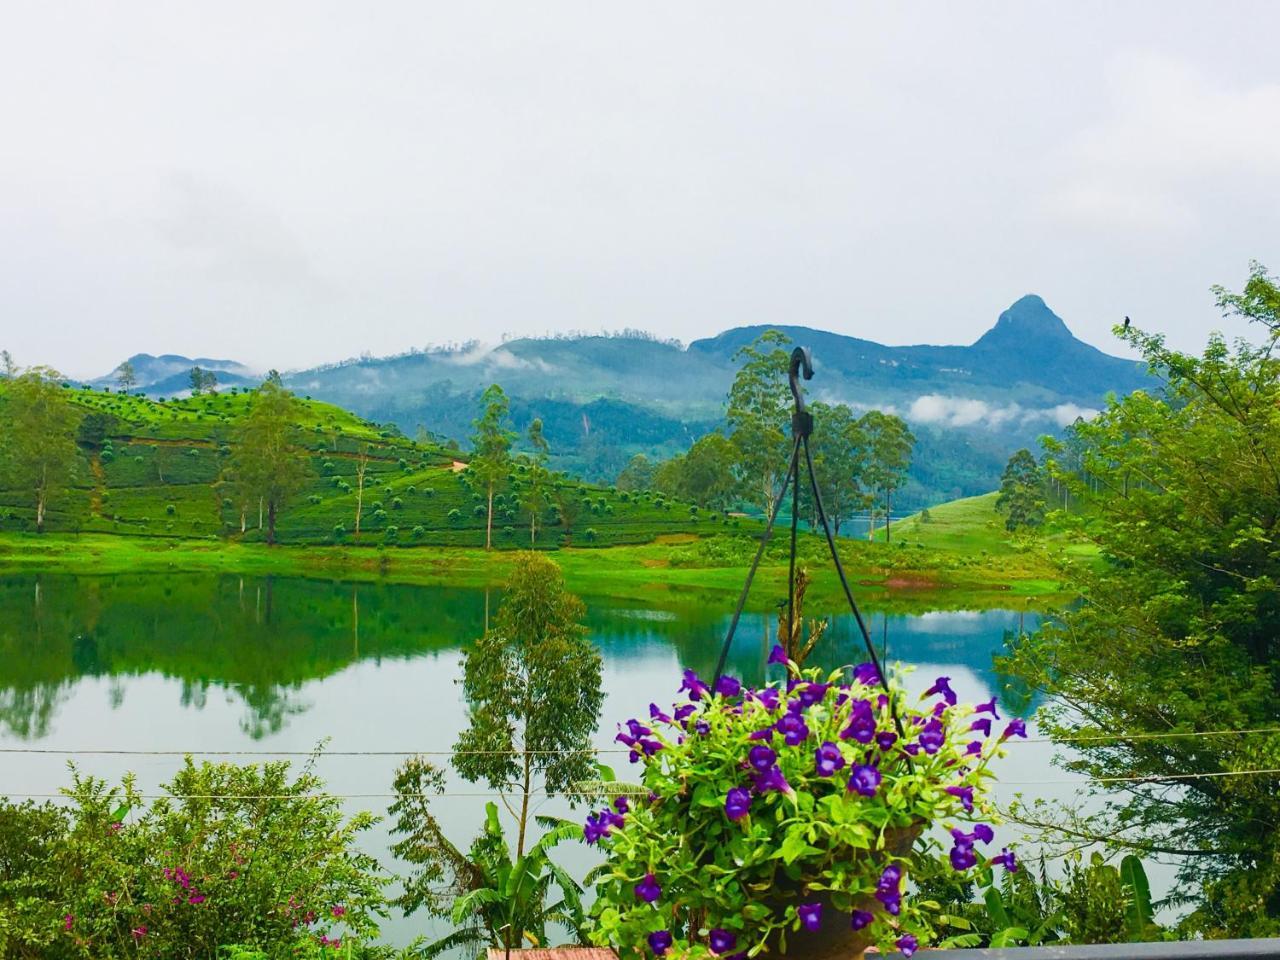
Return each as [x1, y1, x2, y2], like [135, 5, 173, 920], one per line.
[587, 647, 1024, 959]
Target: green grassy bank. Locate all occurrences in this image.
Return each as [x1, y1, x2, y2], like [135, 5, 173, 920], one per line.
[0, 494, 1087, 612]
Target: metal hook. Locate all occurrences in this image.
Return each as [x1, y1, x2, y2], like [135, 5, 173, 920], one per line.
[789, 346, 814, 437]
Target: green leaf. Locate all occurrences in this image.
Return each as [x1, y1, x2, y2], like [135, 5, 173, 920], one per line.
[991, 926, 1029, 948]
[1121, 855, 1154, 935]
[984, 887, 1012, 929]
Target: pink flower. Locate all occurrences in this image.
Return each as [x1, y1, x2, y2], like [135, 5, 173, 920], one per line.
[108, 821, 123, 833]
[63, 914, 74, 932]
[188, 893, 206, 905]
[331, 905, 347, 918]
[131, 926, 148, 941]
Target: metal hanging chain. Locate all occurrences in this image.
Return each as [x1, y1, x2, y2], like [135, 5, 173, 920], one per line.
[711, 436, 801, 686]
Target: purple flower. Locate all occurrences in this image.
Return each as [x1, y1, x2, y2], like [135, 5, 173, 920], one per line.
[919, 718, 946, 755]
[584, 811, 614, 844]
[694, 720, 710, 736]
[952, 824, 994, 845]
[648, 930, 674, 956]
[748, 744, 777, 772]
[876, 731, 898, 751]
[798, 682, 830, 707]
[798, 902, 822, 932]
[950, 842, 977, 870]
[748, 726, 774, 740]
[725, 787, 752, 821]
[970, 718, 992, 737]
[1002, 718, 1028, 740]
[679, 669, 709, 701]
[933, 701, 948, 718]
[852, 662, 881, 687]
[897, 934, 919, 958]
[709, 929, 737, 955]
[847, 764, 882, 797]
[715, 675, 742, 698]
[649, 703, 672, 724]
[613, 795, 630, 814]
[753, 687, 781, 711]
[815, 741, 845, 777]
[923, 676, 957, 706]
[627, 719, 653, 738]
[768, 644, 789, 665]
[674, 703, 697, 723]
[976, 696, 1000, 718]
[992, 847, 1019, 873]
[754, 764, 793, 794]
[850, 909, 874, 931]
[841, 700, 876, 744]
[945, 784, 974, 813]
[874, 865, 902, 914]
[776, 712, 810, 746]
[635, 872, 661, 903]
[965, 741, 983, 756]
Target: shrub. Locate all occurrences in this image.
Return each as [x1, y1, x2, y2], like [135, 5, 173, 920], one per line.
[308, 494, 322, 505]
[0, 761, 388, 958]
[372, 508, 388, 524]
[584, 527, 598, 542]
[384, 525, 399, 543]
[411, 525, 425, 540]
[222, 497, 233, 508]
[447, 509, 462, 524]
[391, 497, 403, 510]
[332, 522, 346, 541]
[473, 504, 486, 518]
[405, 485, 416, 495]
[134, 456, 144, 464]
[165, 503, 176, 516]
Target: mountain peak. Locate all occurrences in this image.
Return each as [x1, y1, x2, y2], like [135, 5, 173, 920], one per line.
[973, 294, 1073, 348]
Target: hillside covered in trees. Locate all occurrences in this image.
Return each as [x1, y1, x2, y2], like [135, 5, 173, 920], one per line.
[0, 379, 714, 548]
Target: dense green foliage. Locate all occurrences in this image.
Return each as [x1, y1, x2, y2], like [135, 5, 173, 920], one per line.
[0, 760, 391, 959]
[995, 449, 1046, 533]
[0, 367, 82, 532]
[1001, 263, 1280, 936]
[0, 380, 710, 548]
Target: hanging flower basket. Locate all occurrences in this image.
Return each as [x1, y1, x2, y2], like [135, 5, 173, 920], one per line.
[584, 650, 1024, 959]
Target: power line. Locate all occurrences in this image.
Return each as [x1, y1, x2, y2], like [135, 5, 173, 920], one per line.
[2, 726, 1278, 759]
[3, 766, 1279, 802]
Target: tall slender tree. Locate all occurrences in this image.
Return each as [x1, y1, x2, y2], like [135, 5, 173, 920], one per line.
[230, 379, 309, 545]
[451, 553, 603, 858]
[996, 448, 1046, 532]
[726, 330, 792, 516]
[115, 360, 137, 393]
[0, 367, 81, 532]
[469, 384, 515, 550]
[522, 419, 550, 546]
[0, 351, 16, 379]
[809, 401, 868, 536]
[859, 410, 914, 542]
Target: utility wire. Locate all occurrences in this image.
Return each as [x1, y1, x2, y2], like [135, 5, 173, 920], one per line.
[3, 726, 1278, 758]
[3, 766, 1280, 802]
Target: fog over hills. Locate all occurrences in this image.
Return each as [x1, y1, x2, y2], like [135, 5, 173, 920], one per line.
[93, 296, 1147, 507]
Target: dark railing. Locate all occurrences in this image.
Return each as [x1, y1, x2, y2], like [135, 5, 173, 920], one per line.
[904, 941, 1280, 960]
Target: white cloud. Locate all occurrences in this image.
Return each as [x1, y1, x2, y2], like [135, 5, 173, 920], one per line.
[1044, 52, 1280, 232]
[906, 394, 1098, 430]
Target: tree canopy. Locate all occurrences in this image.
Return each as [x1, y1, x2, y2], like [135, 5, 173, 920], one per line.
[0, 367, 81, 532]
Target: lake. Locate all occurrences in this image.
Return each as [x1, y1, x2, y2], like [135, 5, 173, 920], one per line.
[0, 572, 1073, 949]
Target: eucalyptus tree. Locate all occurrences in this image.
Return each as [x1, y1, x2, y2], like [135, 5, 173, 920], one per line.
[230, 379, 309, 545]
[615, 452, 656, 492]
[114, 360, 137, 393]
[452, 552, 603, 859]
[726, 329, 792, 516]
[522, 418, 551, 545]
[996, 449, 1045, 533]
[470, 384, 516, 550]
[809, 401, 868, 536]
[0, 367, 81, 532]
[859, 410, 914, 542]
[0, 350, 15, 379]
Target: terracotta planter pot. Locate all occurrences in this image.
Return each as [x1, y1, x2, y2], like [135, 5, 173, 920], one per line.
[763, 823, 924, 960]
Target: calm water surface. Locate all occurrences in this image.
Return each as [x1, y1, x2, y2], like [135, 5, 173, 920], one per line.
[0, 573, 1074, 948]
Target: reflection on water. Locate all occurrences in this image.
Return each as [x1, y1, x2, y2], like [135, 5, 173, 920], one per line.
[0, 572, 1055, 949]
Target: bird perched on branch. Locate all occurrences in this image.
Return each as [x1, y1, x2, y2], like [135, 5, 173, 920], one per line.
[1123, 316, 1131, 331]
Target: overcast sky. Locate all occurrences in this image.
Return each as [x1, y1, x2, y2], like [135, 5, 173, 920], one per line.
[2, 2, 1277, 379]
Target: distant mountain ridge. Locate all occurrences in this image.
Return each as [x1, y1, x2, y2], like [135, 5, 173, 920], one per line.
[92, 296, 1148, 506]
[89, 353, 258, 396]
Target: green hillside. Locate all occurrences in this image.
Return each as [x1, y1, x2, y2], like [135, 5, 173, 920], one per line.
[0, 385, 723, 548]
